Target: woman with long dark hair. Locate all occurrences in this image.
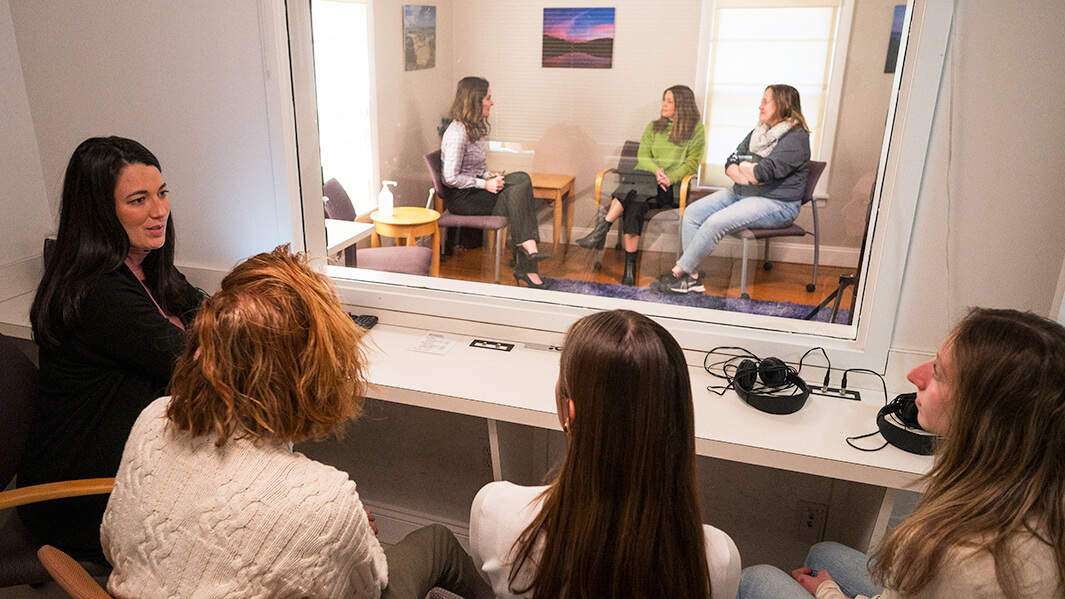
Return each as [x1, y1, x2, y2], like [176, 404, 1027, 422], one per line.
[470, 309, 741, 598]
[651, 84, 810, 294]
[18, 137, 204, 560]
[441, 76, 551, 289]
[739, 308, 1065, 599]
[576, 85, 706, 285]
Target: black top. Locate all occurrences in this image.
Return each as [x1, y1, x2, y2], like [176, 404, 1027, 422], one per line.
[17, 264, 204, 560]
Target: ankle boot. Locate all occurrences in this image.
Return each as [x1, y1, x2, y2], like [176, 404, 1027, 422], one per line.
[621, 251, 638, 285]
[576, 214, 612, 250]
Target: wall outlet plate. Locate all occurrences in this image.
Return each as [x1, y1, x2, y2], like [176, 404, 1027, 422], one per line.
[796, 500, 828, 543]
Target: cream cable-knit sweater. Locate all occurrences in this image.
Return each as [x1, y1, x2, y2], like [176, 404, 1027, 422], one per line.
[101, 397, 388, 599]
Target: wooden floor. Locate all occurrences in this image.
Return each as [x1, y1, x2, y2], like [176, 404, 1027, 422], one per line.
[438, 241, 853, 308]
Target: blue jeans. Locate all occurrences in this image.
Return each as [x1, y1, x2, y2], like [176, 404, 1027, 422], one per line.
[676, 188, 800, 275]
[738, 542, 883, 599]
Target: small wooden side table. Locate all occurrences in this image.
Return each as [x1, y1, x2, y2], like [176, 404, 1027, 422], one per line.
[530, 173, 575, 256]
[370, 207, 441, 277]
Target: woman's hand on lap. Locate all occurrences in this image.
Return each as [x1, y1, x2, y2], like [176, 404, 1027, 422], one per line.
[791, 567, 840, 597]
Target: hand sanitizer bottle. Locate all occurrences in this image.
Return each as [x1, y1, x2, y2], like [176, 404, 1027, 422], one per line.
[378, 180, 397, 217]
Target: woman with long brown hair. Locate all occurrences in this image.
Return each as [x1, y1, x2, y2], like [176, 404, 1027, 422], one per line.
[651, 84, 810, 294]
[739, 308, 1065, 599]
[576, 85, 706, 285]
[101, 246, 481, 599]
[470, 309, 741, 598]
[441, 76, 550, 289]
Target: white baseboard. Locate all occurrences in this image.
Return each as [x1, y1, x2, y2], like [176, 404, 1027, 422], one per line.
[550, 223, 861, 270]
[362, 501, 472, 552]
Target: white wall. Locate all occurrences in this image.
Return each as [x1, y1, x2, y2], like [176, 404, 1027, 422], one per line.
[369, 0, 456, 209]
[0, 0, 50, 302]
[7, 0, 294, 278]
[890, 0, 1065, 363]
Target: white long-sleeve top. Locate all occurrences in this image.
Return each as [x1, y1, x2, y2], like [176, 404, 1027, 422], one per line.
[101, 397, 388, 599]
[470, 481, 742, 599]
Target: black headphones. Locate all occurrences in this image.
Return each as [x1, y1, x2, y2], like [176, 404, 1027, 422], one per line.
[733, 356, 811, 415]
[876, 392, 935, 455]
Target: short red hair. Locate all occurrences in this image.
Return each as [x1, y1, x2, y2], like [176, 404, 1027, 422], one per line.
[167, 246, 368, 445]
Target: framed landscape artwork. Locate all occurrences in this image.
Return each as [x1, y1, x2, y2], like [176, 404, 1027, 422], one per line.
[542, 7, 615, 69]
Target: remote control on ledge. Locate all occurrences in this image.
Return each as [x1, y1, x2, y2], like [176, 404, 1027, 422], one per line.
[351, 314, 378, 330]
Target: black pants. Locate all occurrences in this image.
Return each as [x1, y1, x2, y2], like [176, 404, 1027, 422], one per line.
[612, 177, 678, 236]
[451, 171, 540, 245]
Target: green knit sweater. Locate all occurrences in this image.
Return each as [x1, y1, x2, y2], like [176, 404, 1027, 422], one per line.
[635, 120, 706, 184]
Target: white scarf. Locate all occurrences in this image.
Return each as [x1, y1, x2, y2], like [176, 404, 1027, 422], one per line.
[749, 120, 795, 157]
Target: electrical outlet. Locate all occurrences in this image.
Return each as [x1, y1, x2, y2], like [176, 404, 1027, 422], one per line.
[796, 501, 828, 543]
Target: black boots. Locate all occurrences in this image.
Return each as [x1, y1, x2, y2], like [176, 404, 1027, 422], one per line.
[621, 251, 638, 286]
[576, 214, 612, 250]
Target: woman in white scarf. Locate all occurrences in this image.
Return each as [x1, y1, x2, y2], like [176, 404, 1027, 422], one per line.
[650, 84, 811, 295]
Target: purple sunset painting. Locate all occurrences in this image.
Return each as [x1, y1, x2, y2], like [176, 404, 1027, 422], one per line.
[542, 7, 615, 69]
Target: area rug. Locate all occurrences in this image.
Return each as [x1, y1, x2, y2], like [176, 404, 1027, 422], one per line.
[547, 277, 848, 323]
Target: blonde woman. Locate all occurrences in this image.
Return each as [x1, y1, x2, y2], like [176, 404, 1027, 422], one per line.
[740, 308, 1065, 599]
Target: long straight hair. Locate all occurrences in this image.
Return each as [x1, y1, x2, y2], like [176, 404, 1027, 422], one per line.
[448, 76, 491, 142]
[872, 308, 1065, 598]
[652, 84, 701, 145]
[508, 310, 712, 599]
[31, 137, 191, 348]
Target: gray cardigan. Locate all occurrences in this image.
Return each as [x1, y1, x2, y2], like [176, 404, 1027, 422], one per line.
[725, 127, 811, 201]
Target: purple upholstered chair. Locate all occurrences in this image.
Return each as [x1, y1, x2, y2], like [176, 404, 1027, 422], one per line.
[322, 178, 433, 276]
[423, 151, 508, 284]
[731, 160, 827, 299]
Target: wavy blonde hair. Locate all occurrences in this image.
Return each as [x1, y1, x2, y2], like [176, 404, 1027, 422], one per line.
[167, 245, 368, 446]
[872, 308, 1065, 598]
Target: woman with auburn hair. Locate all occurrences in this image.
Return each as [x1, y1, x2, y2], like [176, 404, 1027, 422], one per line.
[441, 76, 551, 289]
[651, 84, 810, 294]
[740, 308, 1065, 599]
[19, 136, 204, 561]
[576, 85, 706, 286]
[470, 309, 741, 599]
[101, 246, 481, 599]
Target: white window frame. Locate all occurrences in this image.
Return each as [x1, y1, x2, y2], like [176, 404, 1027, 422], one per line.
[694, 0, 853, 198]
[275, 0, 954, 374]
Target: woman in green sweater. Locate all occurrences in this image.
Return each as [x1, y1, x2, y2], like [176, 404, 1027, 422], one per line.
[576, 85, 706, 285]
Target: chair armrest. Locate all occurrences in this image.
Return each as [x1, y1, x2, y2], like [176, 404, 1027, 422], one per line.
[679, 174, 696, 218]
[0, 478, 115, 510]
[594, 167, 618, 210]
[37, 545, 113, 599]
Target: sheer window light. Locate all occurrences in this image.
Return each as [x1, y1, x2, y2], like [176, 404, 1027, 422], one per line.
[702, 2, 840, 189]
